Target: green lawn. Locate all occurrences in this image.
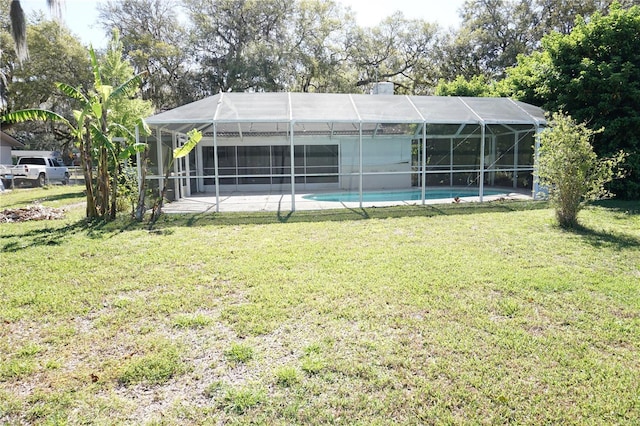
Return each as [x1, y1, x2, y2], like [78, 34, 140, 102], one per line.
[1, 187, 639, 424]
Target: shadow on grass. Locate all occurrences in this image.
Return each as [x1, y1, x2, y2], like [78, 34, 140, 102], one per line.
[5, 199, 638, 251]
[34, 189, 86, 203]
[0, 217, 136, 253]
[552, 200, 640, 250]
[0, 199, 553, 252]
[569, 224, 640, 250]
[591, 199, 640, 216]
[157, 199, 549, 228]
[1, 188, 86, 208]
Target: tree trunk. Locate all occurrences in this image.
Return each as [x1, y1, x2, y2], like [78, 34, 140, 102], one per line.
[135, 145, 149, 222]
[110, 164, 118, 220]
[149, 148, 173, 227]
[80, 128, 98, 218]
[148, 168, 171, 227]
[97, 106, 110, 219]
[97, 146, 109, 218]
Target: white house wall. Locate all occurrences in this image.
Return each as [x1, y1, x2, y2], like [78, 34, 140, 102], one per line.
[339, 136, 412, 191]
[194, 134, 413, 192]
[0, 144, 11, 165]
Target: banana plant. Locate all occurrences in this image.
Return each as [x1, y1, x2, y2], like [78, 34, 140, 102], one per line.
[1, 45, 148, 220]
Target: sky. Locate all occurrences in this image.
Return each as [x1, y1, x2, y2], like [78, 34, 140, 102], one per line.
[340, 0, 464, 28]
[20, 0, 467, 48]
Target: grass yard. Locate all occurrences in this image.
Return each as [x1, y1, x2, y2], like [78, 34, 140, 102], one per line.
[1, 186, 639, 424]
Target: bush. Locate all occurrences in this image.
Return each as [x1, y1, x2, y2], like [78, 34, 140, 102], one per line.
[537, 112, 626, 228]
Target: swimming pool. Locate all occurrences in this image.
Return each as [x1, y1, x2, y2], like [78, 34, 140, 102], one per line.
[303, 188, 508, 203]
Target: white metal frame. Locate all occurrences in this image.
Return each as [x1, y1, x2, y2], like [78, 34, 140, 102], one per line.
[137, 94, 546, 212]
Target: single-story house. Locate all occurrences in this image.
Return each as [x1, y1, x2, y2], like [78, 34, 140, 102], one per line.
[0, 131, 24, 165]
[139, 90, 546, 211]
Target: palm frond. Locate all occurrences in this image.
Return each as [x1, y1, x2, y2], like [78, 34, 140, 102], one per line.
[89, 46, 103, 88]
[89, 123, 116, 152]
[1, 108, 71, 129]
[107, 123, 135, 140]
[110, 72, 148, 99]
[119, 143, 147, 161]
[173, 129, 202, 159]
[56, 83, 89, 105]
[136, 117, 152, 137]
[10, 0, 29, 63]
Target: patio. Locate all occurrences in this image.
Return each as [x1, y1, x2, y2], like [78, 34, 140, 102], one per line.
[161, 190, 533, 214]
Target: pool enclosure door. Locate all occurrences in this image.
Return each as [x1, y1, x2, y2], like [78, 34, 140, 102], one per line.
[175, 135, 192, 198]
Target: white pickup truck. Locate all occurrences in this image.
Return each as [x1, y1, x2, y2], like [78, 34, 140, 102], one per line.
[0, 156, 69, 187]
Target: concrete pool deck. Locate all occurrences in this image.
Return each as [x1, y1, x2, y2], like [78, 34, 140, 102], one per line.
[161, 190, 533, 214]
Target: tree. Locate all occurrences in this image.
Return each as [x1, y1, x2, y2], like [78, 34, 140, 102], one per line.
[534, 0, 640, 36]
[433, 0, 635, 84]
[503, 3, 640, 198]
[6, 18, 91, 110]
[434, 75, 494, 96]
[537, 112, 626, 228]
[1, 35, 150, 220]
[535, 0, 603, 35]
[185, 0, 295, 94]
[492, 50, 553, 103]
[99, 30, 154, 217]
[436, 0, 539, 81]
[283, 0, 356, 93]
[98, 0, 195, 110]
[433, 29, 487, 83]
[1, 13, 92, 158]
[346, 12, 438, 94]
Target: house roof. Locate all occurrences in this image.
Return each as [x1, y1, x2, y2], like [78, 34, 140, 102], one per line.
[146, 92, 546, 135]
[0, 131, 24, 148]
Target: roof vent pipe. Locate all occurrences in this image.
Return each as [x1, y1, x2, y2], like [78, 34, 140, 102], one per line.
[371, 82, 394, 95]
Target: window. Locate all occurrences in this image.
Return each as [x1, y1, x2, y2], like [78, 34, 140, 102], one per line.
[238, 146, 270, 184]
[272, 146, 291, 184]
[202, 144, 339, 186]
[304, 145, 338, 183]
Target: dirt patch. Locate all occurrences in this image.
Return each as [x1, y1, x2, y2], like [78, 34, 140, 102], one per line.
[0, 204, 65, 222]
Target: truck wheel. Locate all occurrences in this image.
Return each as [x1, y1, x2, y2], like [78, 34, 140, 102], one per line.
[62, 172, 70, 185]
[35, 173, 46, 187]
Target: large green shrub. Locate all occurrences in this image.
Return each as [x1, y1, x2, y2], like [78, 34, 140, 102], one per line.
[503, 4, 640, 199]
[537, 112, 626, 228]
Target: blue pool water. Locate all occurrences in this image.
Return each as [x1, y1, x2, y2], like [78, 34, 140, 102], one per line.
[303, 188, 507, 203]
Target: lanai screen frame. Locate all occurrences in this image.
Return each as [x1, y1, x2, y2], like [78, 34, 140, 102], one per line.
[140, 93, 546, 212]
